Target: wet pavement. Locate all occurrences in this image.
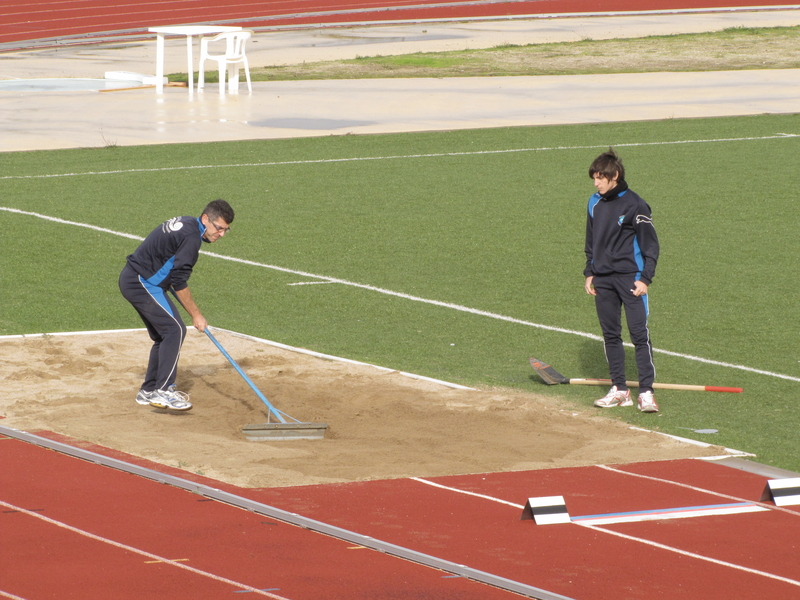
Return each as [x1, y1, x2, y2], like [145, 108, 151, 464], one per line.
[1, 9, 799, 152]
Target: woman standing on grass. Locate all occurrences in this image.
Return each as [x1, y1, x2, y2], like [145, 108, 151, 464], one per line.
[583, 149, 660, 413]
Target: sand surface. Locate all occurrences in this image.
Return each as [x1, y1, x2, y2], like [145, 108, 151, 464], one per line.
[0, 329, 727, 488]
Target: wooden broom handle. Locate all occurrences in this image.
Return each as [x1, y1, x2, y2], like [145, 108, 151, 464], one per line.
[568, 379, 742, 393]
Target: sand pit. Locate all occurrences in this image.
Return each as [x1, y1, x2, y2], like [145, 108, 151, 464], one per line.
[0, 329, 728, 488]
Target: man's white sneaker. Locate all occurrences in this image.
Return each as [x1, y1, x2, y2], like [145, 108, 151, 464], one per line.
[149, 389, 193, 411]
[594, 386, 633, 408]
[638, 391, 659, 413]
[135, 389, 155, 406]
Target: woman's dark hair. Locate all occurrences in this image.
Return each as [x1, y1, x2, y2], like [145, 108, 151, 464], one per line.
[589, 148, 624, 182]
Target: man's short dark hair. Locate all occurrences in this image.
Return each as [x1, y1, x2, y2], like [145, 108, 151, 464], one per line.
[589, 148, 625, 182]
[202, 199, 235, 224]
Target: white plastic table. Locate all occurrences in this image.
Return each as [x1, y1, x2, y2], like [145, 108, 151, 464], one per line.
[149, 25, 243, 94]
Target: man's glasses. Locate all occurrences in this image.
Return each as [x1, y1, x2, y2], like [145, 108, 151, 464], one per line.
[209, 220, 230, 234]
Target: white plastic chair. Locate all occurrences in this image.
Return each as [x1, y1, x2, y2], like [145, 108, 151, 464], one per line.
[198, 30, 253, 94]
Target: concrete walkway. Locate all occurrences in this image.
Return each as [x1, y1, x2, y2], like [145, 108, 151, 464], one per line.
[1, 9, 799, 152]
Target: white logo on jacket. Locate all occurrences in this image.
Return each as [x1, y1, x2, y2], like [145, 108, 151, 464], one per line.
[635, 215, 653, 225]
[164, 217, 183, 232]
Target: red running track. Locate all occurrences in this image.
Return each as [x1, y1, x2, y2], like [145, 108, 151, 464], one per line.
[2, 428, 800, 600]
[248, 460, 800, 599]
[0, 433, 532, 600]
[1, 0, 798, 46]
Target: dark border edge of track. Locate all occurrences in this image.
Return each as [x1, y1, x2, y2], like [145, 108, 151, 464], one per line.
[0, 423, 574, 600]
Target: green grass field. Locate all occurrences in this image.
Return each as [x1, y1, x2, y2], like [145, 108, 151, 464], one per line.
[3, 113, 800, 471]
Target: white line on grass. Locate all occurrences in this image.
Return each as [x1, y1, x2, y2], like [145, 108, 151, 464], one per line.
[4, 205, 799, 384]
[214, 326, 476, 389]
[0, 207, 145, 240]
[626, 427, 754, 457]
[1, 134, 797, 180]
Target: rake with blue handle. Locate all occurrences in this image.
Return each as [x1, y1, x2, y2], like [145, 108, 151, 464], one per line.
[205, 327, 328, 440]
[170, 290, 327, 439]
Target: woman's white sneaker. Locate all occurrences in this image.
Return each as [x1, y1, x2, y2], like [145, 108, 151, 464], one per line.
[637, 391, 659, 413]
[594, 386, 633, 408]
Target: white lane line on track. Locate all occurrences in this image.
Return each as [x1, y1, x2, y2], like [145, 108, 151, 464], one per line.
[597, 464, 800, 517]
[3, 204, 799, 384]
[0, 134, 797, 181]
[410, 477, 525, 508]
[411, 477, 800, 588]
[0, 499, 291, 599]
[0, 590, 29, 600]
[573, 522, 800, 587]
